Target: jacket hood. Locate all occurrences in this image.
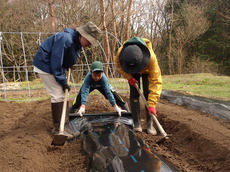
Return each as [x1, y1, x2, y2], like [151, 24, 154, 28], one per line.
[64, 28, 80, 46]
[64, 28, 77, 36]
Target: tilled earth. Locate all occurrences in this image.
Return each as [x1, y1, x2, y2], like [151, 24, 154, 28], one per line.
[0, 94, 229, 172]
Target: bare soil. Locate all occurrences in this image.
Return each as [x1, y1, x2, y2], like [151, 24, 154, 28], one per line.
[0, 94, 229, 172]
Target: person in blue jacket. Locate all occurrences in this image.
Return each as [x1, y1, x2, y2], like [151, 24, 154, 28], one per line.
[69, 61, 130, 116]
[32, 22, 101, 140]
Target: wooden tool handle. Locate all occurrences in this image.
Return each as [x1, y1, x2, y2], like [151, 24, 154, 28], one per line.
[59, 69, 71, 133]
[134, 83, 168, 138]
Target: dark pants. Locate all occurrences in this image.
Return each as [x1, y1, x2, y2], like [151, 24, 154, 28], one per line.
[129, 73, 150, 121]
[129, 73, 149, 100]
[71, 86, 126, 110]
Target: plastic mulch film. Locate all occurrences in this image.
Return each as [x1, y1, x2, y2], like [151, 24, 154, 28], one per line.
[69, 114, 180, 172]
[161, 90, 230, 121]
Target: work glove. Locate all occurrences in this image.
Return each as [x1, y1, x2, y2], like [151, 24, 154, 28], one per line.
[114, 105, 127, 117]
[128, 77, 138, 87]
[148, 107, 157, 117]
[62, 84, 71, 92]
[77, 106, 85, 117]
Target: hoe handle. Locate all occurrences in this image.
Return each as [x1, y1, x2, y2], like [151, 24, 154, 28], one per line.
[134, 83, 168, 138]
[59, 69, 71, 133]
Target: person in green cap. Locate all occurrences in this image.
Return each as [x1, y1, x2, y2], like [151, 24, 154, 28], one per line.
[69, 61, 130, 116]
[115, 37, 163, 135]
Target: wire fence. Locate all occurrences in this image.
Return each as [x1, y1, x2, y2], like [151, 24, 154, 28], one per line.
[0, 32, 129, 101]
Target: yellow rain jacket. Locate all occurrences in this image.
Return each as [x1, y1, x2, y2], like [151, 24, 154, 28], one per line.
[115, 38, 162, 108]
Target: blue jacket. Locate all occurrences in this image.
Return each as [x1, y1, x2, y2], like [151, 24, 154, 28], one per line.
[33, 28, 82, 85]
[81, 73, 116, 106]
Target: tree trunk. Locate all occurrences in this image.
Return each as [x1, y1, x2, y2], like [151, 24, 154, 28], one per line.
[48, 0, 56, 32]
[125, 0, 133, 40]
[99, 0, 110, 76]
[168, 0, 174, 75]
[110, 0, 118, 76]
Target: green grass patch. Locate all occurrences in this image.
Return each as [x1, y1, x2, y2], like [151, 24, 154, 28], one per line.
[108, 78, 129, 90]
[20, 78, 45, 89]
[2, 73, 229, 102]
[0, 96, 50, 102]
[162, 73, 230, 101]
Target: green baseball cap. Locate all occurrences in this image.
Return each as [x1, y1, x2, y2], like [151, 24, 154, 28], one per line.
[91, 61, 103, 72]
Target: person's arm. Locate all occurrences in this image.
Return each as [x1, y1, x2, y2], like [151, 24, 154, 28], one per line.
[50, 33, 69, 85]
[138, 38, 162, 108]
[76, 73, 91, 117]
[101, 75, 127, 116]
[147, 52, 163, 108]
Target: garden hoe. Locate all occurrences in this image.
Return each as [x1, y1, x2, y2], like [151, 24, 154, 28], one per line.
[134, 83, 170, 143]
[51, 69, 71, 146]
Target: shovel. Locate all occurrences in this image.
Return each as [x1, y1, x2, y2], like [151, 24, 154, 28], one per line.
[133, 83, 169, 143]
[51, 69, 71, 146]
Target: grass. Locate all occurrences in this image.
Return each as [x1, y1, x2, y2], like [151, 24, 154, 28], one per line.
[2, 96, 51, 102]
[1, 73, 229, 102]
[162, 73, 230, 101]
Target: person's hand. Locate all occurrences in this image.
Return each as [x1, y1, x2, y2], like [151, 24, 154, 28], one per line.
[114, 105, 127, 116]
[128, 77, 138, 86]
[62, 84, 71, 92]
[148, 107, 157, 117]
[77, 106, 85, 117]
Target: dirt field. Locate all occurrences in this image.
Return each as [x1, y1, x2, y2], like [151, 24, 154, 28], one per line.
[0, 94, 229, 172]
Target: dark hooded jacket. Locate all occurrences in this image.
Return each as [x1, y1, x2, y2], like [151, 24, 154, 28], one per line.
[33, 28, 81, 85]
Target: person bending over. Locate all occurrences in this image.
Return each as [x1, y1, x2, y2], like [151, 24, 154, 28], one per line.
[33, 22, 101, 140]
[115, 37, 162, 135]
[70, 61, 130, 116]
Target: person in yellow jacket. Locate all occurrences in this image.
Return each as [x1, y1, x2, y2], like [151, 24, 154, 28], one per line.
[115, 37, 162, 135]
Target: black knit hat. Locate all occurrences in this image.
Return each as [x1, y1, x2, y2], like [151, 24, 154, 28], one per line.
[119, 37, 150, 74]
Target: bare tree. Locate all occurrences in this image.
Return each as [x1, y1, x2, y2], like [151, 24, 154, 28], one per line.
[168, 0, 174, 74]
[99, 0, 110, 76]
[110, 0, 118, 62]
[171, 4, 210, 74]
[47, 0, 56, 32]
[125, 0, 133, 40]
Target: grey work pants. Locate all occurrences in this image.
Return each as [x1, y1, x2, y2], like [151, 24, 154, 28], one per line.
[39, 73, 68, 103]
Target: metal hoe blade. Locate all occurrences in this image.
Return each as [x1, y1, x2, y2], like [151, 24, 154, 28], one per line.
[51, 134, 68, 146]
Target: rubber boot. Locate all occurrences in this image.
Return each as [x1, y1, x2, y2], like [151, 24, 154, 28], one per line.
[51, 102, 74, 140]
[130, 98, 142, 132]
[147, 115, 157, 135]
[121, 102, 131, 112]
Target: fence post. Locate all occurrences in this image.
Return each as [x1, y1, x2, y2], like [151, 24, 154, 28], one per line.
[0, 32, 7, 99]
[20, 32, 31, 97]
